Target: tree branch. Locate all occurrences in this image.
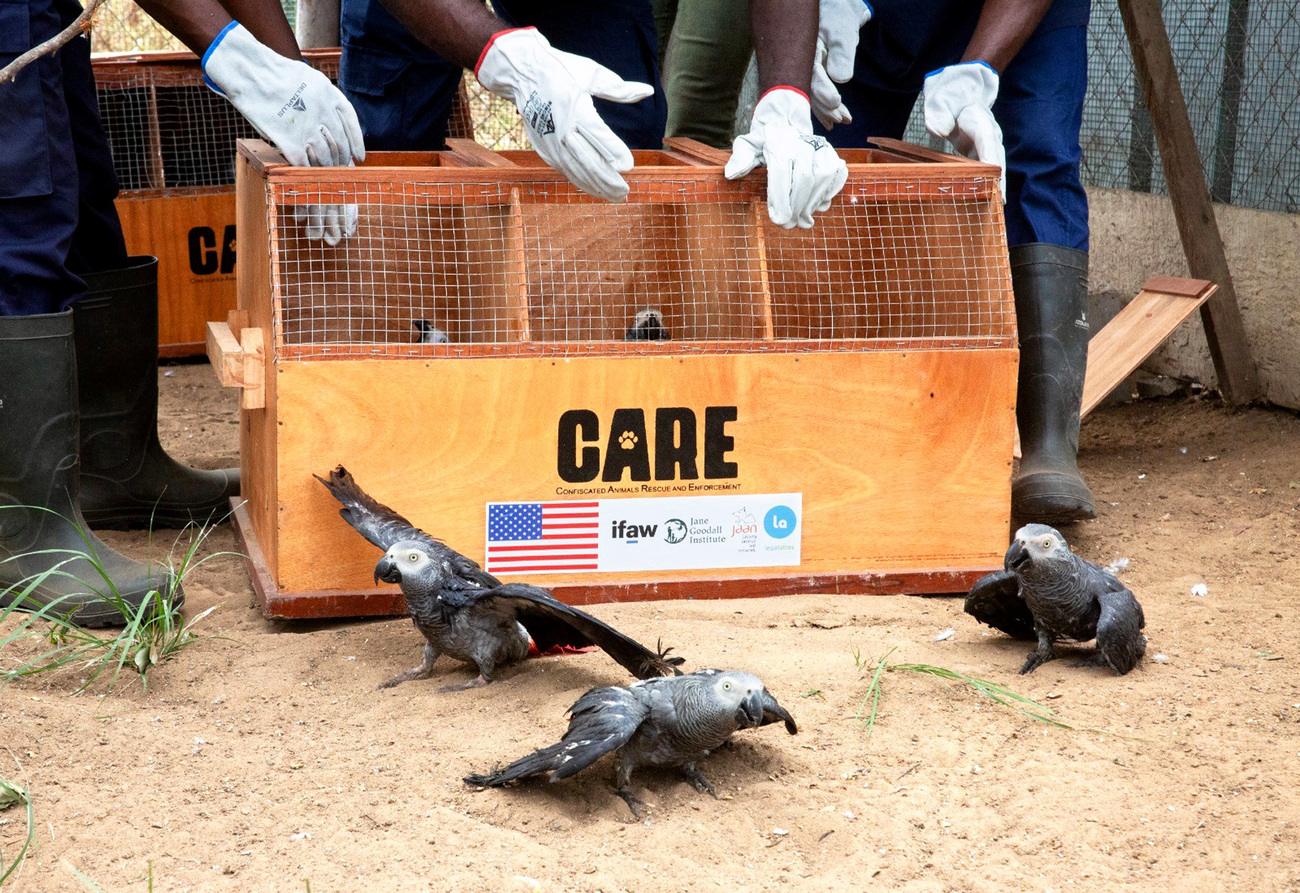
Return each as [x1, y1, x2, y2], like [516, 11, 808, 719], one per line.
[0, 0, 109, 89]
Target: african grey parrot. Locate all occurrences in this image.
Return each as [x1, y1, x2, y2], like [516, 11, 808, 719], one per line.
[412, 319, 450, 343]
[624, 308, 670, 341]
[315, 466, 683, 691]
[465, 668, 797, 817]
[964, 523, 1146, 676]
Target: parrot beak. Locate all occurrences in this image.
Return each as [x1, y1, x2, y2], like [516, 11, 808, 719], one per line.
[1005, 539, 1030, 572]
[374, 556, 401, 585]
[737, 691, 765, 728]
[761, 692, 798, 735]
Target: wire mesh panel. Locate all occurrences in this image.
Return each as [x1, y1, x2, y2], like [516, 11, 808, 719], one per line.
[255, 143, 1014, 360]
[93, 52, 342, 193]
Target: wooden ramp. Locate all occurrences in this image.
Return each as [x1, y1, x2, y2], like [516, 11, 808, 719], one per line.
[1081, 276, 1218, 415]
[1015, 275, 1218, 456]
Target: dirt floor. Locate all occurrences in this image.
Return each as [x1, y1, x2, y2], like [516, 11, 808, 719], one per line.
[2, 363, 1298, 892]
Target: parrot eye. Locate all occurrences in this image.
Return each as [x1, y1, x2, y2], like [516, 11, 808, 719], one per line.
[722, 681, 732, 691]
[408, 552, 420, 563]
[1042, 538, 1053, 549]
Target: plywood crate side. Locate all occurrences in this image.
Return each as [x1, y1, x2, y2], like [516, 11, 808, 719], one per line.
[269, 350, 1015, 595]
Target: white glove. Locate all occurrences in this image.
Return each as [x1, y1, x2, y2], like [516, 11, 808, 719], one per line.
[725, 88, 848, 229]
[202, 21, 365, 168]
[923, 61, 1006, 199]
[476, 27, 653, 203]
[202, 22, 366, 245]
[811, 0, 872, 129]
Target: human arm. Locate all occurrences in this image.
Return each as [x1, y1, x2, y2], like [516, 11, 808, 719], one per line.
[923, 0, 1053, 198]
[379, 0, 654, 202]
[131, 0, 300, 60]
[726, 0, 848, 229]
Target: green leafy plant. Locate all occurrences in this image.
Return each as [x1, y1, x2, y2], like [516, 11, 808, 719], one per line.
[0, 774, 34, 886]
[0, 508, 235, 695]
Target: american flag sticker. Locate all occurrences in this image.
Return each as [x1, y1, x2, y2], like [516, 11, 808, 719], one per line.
[485, 502, 600, 574]
[485, 494, 802, 576]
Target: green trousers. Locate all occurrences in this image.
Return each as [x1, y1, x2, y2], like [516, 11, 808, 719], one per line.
[653, 0, 753, 148]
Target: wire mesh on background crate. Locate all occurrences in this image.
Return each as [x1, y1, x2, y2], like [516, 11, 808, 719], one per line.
[90, 0, 531, 159]
[249, 143, 1013, 360]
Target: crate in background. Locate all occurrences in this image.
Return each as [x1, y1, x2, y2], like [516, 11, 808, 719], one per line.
[93, 50, 474, 356]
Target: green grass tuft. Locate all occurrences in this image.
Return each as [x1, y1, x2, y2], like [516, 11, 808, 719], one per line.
[854, 649, 1076, 745]
[0, 509, 237, 695]
[0, 773, 34, 886]
[887, 662, 1073, 729]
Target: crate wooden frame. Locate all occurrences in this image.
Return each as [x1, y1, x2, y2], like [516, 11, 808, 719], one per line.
[218, 137, 1018, 619]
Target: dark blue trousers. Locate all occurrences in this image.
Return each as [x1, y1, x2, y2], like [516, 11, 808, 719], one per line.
[0, 0, 129, 316]
[817, 0, 1091, 251]
[340, 0, 668, 152]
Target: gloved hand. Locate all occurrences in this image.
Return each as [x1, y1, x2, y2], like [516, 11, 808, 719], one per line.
[923, 61, 1006, 199]
[725, 87, 848, 229]
[810, 0, 872, 129]
[476, 27, 653, 203]
[202, 22, 366, 245]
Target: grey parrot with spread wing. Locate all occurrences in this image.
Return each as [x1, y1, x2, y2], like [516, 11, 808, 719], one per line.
[465, 668, 796, 817]
[964, 523, 1146, 676]
[315, 466, 683, 691]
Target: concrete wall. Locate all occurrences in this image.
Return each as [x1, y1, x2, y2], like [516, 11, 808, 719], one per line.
[1088, 187, 1300, 410]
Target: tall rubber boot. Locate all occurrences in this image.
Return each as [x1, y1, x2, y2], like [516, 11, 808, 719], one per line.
[1010, 243, 1097, 525]
[73, 257, 239, 530]
[0, 311, 180, 627]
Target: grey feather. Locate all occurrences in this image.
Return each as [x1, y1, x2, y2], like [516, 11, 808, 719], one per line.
[985, 524, 1146, 676]
[316, 466, 684, 691]
[465, 669, 796, 816]
[964, 569, 1037, 640]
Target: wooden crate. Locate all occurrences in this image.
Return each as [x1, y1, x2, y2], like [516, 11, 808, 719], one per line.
[217, 137, 1017, 618]
[94, 50, 473, 357]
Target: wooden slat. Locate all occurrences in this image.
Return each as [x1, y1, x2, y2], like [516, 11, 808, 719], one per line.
[1119, 0, 1260, 405]
[662, 137, 731, 165]
[867, 137, 980, 166]
[206, 321, 243, 387]
[1081, 277, 1217, 416]
[751, 201, 776, 340]
[239, 327, 266, 410]
[235, 149, 280, 582]
[445, 139, 519, 168]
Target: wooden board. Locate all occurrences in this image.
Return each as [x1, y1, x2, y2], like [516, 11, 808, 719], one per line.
[1081, 276, 1217, 415]
[249, 349, 1016, 615]
[116, 190, 237, 357]
[236, 149, 280, 581]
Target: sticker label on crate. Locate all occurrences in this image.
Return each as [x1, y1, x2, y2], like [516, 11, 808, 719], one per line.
[484, 494, 802, 575]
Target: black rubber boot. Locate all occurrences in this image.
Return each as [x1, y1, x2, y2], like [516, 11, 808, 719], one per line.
[1010, 243, 1097, 525]
[0, 311, 180, 627]
[73, 256, 239, 530]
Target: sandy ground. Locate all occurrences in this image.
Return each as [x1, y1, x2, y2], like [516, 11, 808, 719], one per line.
[2, 363, 1299, 892]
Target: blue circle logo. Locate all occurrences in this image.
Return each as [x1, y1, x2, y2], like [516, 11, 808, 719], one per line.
[764, 505, 797, 539]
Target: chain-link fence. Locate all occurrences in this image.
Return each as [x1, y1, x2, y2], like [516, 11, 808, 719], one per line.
[1083, 0, 1300, 214]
